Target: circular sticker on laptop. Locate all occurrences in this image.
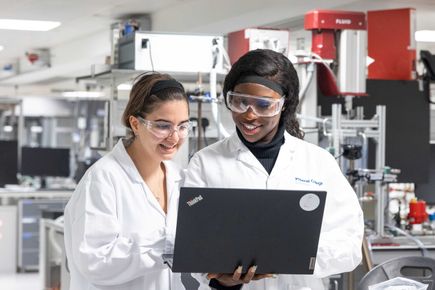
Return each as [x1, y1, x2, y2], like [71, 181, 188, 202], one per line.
[299, 193, 320, 211]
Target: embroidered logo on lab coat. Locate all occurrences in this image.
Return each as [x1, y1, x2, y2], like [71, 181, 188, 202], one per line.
[294, 177, 323, 186]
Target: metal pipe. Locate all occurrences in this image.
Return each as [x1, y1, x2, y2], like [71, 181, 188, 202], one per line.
[375, 105, 386, 237]
[358, 131, 368, 170]
[209, 68, 230, 139]
[331, 104, 341, 160]
[197, 73, 203, 151]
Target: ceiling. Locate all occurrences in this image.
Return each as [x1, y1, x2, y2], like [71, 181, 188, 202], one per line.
[0, 0, 183, 61]
[0, 0, 433, 93]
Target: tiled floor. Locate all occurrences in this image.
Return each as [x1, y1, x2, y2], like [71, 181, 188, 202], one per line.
[0, 272, 40, 290]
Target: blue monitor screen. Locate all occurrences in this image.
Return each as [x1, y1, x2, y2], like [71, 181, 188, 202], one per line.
[21, 147, 70, 177]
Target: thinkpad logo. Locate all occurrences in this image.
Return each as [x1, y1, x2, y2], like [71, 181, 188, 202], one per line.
[187, 195, 203, 207]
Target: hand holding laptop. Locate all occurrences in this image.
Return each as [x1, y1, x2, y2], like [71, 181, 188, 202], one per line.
[207, 265, 274, 287]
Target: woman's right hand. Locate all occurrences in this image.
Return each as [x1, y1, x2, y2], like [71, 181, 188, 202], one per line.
[207, 265, 274, 287]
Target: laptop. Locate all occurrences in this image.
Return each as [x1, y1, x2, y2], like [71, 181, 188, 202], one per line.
[165, 187, 327, 275]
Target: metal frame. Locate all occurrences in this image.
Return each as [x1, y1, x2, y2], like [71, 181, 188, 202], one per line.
[331, 104, 387, 236]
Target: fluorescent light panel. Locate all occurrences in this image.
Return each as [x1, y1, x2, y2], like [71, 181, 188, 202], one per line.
[0, 19, 60, 31]
[62, 91, 105, 98]
[415, 30, 435, 42]
[117, 83, 132, 91]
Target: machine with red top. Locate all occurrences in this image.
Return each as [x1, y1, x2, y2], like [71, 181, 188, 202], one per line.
[303, 10, 367, 112]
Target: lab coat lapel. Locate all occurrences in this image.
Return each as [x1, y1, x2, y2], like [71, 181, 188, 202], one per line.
[163, 161, 182, 247]
[269, 132, 297, 177]
[147, 161, 183, 218]
[112, 139, 177, 217]
[164, 161, 182, 209]
[112, 139, 144, 183]
[229, 133, 268, 174]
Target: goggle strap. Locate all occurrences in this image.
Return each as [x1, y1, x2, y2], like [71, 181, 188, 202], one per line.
[234, 75, 284, 96]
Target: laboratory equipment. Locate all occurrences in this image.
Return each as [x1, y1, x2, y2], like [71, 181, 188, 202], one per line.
[303, 9, 367, 113]
[117, 32, 225, 74]
[367, 8, 417, 81]
[18, 198, 68, 272]
[0, 140, 18, 186]
[408, 199, 428, 225]
[227, 28, 290, 64]
[0, 205, 17, 272]
[421, 50, 435, 81]
[40, 214, 69, 290]
[21, 147, 70, 188]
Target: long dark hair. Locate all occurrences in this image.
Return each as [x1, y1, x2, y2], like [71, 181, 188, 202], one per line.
[223, 49, 304, 139]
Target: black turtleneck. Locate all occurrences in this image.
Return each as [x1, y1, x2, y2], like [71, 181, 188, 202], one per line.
[236, 120, 286, 174]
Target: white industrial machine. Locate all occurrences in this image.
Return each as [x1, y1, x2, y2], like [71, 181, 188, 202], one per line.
[117, 32, 226, 74]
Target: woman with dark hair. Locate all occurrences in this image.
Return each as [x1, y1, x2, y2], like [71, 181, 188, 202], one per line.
[64, 72, 196, 290]
[185, 49, 363, 290]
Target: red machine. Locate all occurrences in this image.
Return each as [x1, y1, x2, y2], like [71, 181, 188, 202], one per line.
[305, 10, 366, 60]
[303, 10, 367, 101]
[367, 8, 416, 80]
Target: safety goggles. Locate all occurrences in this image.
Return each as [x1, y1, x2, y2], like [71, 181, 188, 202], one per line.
[137, 116, 191, 139]
[226, 91, 285, 117]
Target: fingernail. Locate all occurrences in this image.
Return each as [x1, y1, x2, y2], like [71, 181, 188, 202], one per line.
[251, 265, 257, 272]
[236, 266, 243, 273]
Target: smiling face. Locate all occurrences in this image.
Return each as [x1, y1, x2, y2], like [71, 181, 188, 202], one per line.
[130, 99, 189, 162]
[231, 83, 282, 144]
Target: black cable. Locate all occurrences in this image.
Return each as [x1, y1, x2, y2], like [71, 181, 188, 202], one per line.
[201, 117, 210, 147]
[424, 78, 435, 104]
[203, 130, 208, 146]
[188, 117, 198, 160]
[148, 40, 155, 72]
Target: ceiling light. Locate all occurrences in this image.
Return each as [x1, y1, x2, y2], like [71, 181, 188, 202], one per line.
[0, 45, 3, 52]
[415, 30, 435, 42]
[62, 91, 105, 98]
[117, 83, 132, 91]
[0, 19, 60, 31]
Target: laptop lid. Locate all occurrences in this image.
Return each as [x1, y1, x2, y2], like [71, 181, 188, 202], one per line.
[171, 187, 327, 275]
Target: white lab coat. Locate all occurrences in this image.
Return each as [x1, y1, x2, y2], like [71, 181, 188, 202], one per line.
[64, 139, 193, 290]
[184, 132, 364, 290]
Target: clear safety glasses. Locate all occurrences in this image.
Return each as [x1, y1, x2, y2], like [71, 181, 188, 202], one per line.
[226, 91, 285, 117]
[137, 116, 191, 139]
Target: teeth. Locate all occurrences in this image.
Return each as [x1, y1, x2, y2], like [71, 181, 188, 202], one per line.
[243, 123, 258, 130]
[161, 144, 175, 149]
